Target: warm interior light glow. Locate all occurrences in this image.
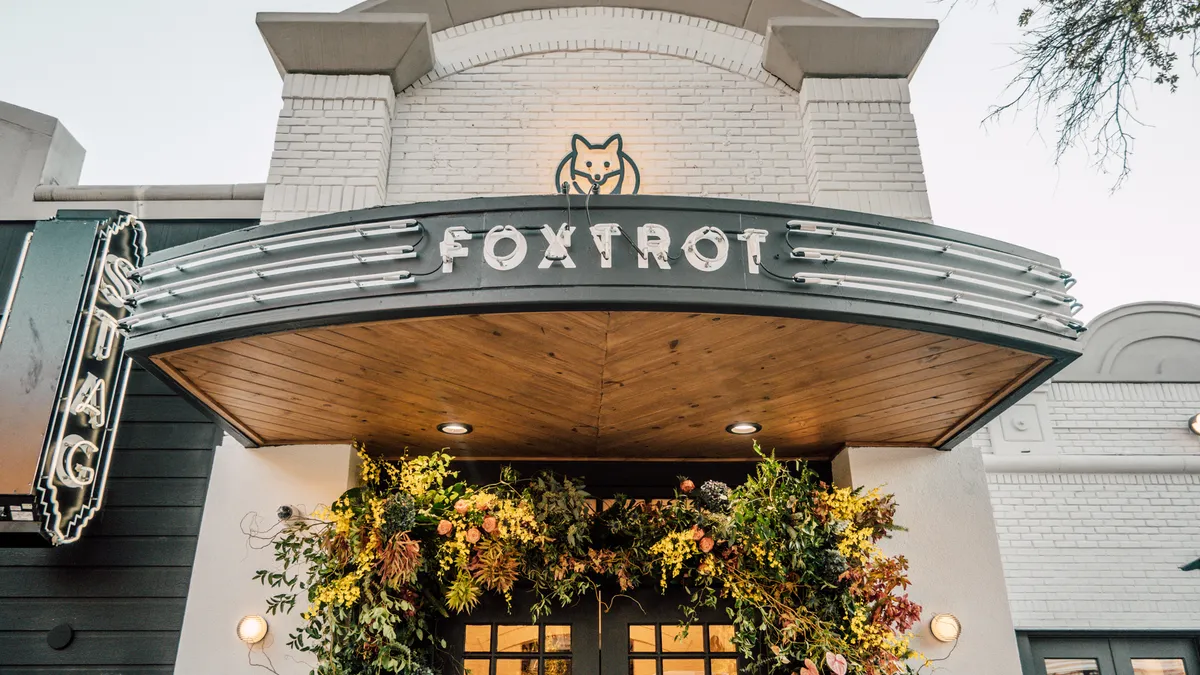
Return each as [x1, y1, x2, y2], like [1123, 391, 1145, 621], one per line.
[438, 422, 473, 435]
[237, 615, 269, 644]
[725, 422, 761, 435]
[929, 613, 961, 643]
[1189, 413, 1200, 436]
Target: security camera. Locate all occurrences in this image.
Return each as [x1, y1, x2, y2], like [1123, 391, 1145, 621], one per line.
[277, 505, 300, 521]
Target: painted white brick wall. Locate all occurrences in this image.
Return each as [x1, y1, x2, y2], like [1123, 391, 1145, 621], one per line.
[977, 381, 1200, 629]
[388, 50, 809, 204]
[1048, 382, 1200, 455]
[988, 472, 1200, 629]
[798, 78, 932, 221]
[258, 10, 937, 221]
[262, 74, 395, 224]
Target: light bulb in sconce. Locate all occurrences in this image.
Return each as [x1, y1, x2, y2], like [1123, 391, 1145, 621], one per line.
[237, 615, 269, 644]
[929, 613, 961, 643]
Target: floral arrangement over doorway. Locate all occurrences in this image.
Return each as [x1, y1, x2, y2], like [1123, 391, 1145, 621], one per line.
[253, 443, 925, 675]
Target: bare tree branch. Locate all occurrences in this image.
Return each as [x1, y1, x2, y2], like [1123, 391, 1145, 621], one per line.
[985, 0, 1200, 187]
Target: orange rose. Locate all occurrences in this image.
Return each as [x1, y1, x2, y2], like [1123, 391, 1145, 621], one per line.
[699, 536, 714, 553]
[466, 527, 481, 544]
[680, 479, 695, 493]
[691, 526, 705, 541]
[437, 520, 453, 536]
[454, 499, 471, 515]
[482, 515, 498, 534]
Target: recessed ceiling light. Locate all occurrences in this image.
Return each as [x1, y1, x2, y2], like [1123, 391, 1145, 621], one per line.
[725, 422, 761, 435]
[438, 422, 473, 435]
[1189, 413, 1200, 436]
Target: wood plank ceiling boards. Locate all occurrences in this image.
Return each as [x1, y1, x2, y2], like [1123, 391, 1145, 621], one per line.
[153, 311, 1050, 459]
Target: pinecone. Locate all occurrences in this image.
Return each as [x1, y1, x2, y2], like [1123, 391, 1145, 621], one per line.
[696, 480, 731, 512]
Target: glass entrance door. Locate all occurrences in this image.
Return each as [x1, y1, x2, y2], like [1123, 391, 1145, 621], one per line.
[1030, 636, 1200, 675]
[602, 592, 740, 675]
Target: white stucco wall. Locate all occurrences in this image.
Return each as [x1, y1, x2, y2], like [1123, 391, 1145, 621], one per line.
[834, 445, 1022, 675]
[175, 436, 356, 675]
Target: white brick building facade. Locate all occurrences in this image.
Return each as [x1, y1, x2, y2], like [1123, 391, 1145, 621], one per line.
[977, 303, 1200, 631]
[261, 8, 932, 223]
[3, 1, 1195, 673]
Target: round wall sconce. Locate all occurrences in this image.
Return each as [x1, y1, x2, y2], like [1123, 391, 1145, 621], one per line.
[1188, 413, 1200, 436]
[725, 422, 762, 435]
[438, 422, 473, 435]
[929, 613, 962, 643]
[237, 615, 269, 644]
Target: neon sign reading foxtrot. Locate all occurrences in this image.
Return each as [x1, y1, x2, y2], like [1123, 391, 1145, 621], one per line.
[440, 224, 769, 274]
[35, 215, 147, 545]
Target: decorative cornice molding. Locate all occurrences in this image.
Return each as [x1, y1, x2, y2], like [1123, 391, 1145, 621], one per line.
[342, 0, 857, 35]
[983, 453, 1200, 474]
[256, 12, 434, 94]
[410, 7, 788, 91]
[763, 17, 938, 90]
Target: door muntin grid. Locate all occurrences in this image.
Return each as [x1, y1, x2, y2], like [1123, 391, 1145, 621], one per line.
[628, 623, 738, 675]
[463, 624, 574, 675]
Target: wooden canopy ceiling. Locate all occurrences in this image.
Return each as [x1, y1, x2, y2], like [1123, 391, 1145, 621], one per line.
[152, 312, 1049, 459]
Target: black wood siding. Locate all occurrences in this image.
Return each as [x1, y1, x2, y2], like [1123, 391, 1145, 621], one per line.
[0, 218, 253, 674]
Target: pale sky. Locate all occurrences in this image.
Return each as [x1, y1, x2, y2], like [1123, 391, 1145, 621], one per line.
[0, 0, 1196, 321]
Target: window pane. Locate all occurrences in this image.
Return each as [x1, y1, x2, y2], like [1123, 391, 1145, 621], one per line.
[1132, 659, 1187, 675]
[661, 626, 703, 652]
[466, 625, 492, 653]
[465, 660, 491, 675]
[630, 659, 657, 675]
[630, 625, 656, 652]
[708, 625, 735, 653]
[711, 659, 737, 675]
[546, 626, 571, 653]
[662, 659, 706, 675]
[1045, 659, 1101, 675]
[497, 626, 540, 653]
[546, 659, 572, 675]
[496, 659, 538, 675]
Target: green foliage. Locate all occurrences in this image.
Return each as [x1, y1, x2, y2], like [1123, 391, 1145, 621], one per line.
[252, 443, 926, 675]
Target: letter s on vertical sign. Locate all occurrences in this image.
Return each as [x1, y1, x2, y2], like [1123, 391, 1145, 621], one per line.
[98, 255, 136, 307]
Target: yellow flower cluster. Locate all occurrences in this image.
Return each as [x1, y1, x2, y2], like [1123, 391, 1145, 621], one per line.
[399, 453, 452, 497]
[749, 541, 784, 571]
[650, 531, 698, 589]
[312, 498, 355, 537]
[820, 486, 882, 563]
[846, 607, 922, 664]
[492, 499, 537, 543]
[305, 571, 363, 619]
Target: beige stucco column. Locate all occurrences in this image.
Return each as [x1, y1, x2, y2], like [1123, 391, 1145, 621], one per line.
[174, 437, 358, 675]
[834, 445, 1022, 674]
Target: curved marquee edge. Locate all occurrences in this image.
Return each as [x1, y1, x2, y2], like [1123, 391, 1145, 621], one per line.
[141, 195, 1067, 269]
[122, 195, 1084, 450]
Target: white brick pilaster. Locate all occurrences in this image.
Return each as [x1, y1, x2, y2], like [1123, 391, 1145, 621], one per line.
[261, 74, 395, 224]
[799, 78, 932, 221]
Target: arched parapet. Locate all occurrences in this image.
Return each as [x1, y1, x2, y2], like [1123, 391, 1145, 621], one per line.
[1057, 302, 1200, 382]
[412, 7, 788, 92]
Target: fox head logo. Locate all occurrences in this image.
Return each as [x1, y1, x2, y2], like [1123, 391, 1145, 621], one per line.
[555, 134, 640, 195]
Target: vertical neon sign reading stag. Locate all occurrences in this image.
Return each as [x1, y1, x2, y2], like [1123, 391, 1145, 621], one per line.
[555, 134, 640, 195]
